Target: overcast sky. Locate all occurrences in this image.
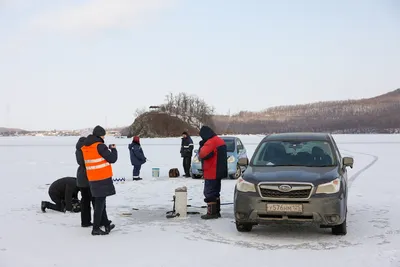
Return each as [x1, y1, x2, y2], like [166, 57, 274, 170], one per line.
[0, 0, 399, 131]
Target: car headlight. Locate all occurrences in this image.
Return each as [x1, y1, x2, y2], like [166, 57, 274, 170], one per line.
[227, 155, 235, 163]
[236, 177, 256, 192]
[193, 156, 200, 163]
[316, 178, 341, 194]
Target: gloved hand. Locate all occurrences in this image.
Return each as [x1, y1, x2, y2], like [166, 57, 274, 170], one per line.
[71, 207, 81, 213]
[199, 140, 205, 148]
[71, 202, 81, 213]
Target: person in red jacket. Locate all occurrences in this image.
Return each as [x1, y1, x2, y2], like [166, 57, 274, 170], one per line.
[198, 125, 227, 219]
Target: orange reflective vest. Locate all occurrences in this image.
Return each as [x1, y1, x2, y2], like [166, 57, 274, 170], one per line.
[81, 142, 113, 182]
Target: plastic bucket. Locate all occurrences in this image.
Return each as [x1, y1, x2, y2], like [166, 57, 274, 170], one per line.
[152, 167, 160, 178]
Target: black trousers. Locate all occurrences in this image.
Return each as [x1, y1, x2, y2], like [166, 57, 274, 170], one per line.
[93, 197, 109, 229]
[44, 191, 64, 212]
[203, 179, 221, 203]
[182, 156, 191, 175]
[79, 187, 94, 225]
[132, 165, 141, 177]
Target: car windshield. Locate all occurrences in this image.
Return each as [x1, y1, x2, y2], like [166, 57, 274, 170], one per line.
[223, 139, 236, 152]
[251, 140, 336, 167]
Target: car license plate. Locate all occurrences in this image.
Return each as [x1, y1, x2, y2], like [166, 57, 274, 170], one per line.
[266, 203, 303, 213]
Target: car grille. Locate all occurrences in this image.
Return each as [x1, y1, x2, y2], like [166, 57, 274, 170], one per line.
[259, 183, 312, 199]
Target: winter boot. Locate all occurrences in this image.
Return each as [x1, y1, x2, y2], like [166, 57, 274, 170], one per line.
[105, 223, 115, 233]
[102, 220, 112, 226]
[41, 201, 47, 212]
[91, 228, 108, 236]
[216, 198, 221, 218]
[201, 202, 219, 220]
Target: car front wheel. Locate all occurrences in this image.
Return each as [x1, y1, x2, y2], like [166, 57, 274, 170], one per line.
[235, 222, 253, 232]
[332, 219, 347, 235]
[332, 208, 347, 235]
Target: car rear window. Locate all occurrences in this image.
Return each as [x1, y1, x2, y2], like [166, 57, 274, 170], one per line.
[223, 139, 235, 152]
[252, 140, 336, 167]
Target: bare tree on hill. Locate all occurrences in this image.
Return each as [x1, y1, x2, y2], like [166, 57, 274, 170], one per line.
[134, 107, 147, 117]
[160, 92, 215, 130]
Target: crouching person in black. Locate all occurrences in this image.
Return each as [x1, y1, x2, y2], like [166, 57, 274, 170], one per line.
[197, 126, 227, 219]
[41, 177, 81, 213]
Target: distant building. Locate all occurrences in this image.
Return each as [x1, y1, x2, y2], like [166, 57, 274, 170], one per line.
[149, 106, 161, 111]
[107, 130, 121, 137]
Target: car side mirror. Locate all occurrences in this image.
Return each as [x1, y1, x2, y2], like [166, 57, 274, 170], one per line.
[342, 157, 354, 169]
[238, 158, 248, 166]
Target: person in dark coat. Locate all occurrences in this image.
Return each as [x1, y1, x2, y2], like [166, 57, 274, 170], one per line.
[180, 131, 194, 177]
[41, 177, 81, 213]
[75, 136, 96, 227]
[129, 136, 146, 181]
[76, 136, 113, 230]
[198, 126, 227, 219]
[81, 125, 117, 235]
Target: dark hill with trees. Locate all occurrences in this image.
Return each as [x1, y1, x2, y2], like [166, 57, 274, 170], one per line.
[122, 112, 198, 138]
[212, 88, 400, 134]
[122, 88, 400, 137]
[122, 92, 215, 137]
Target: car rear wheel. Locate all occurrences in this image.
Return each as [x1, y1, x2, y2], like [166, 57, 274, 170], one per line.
[229, 164, 242, 179]
[235, 222, 253, 232]
[190, 167, 202, 179]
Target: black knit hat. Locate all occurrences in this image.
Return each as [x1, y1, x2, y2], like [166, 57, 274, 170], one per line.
[93, 125, 106, 137]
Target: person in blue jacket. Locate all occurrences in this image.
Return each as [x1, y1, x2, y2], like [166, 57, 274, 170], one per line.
[129, 136, 147, 181]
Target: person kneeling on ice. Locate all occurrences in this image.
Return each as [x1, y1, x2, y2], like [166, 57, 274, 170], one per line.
[41, 177, 81, 213]
[129, 136, 147, 181]
[81, 125, 117, 235]
[198, 126, 227, 219]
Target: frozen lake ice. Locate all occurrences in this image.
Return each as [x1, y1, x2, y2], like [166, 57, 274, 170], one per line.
[0, 134, 399, 267]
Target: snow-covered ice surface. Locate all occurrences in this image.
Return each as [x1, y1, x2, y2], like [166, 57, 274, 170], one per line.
[1, 134, 400, 267]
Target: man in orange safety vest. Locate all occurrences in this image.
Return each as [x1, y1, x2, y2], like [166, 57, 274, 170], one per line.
[81, 125, 118, 236]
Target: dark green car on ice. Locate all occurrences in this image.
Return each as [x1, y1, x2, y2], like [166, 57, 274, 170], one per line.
[234, 133, 354, 235]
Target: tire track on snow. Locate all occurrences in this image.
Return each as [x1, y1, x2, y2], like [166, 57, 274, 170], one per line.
[340, 149, 379, 187]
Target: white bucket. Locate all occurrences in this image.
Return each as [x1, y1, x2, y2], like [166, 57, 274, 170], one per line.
[152, 167, 160, 178]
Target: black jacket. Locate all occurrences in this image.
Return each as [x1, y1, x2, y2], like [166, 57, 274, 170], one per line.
[180, 135, 194, 158]
[82, 134, 118, 198]
[75, 137, 88, 188]
[48, 177, 79, 211]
